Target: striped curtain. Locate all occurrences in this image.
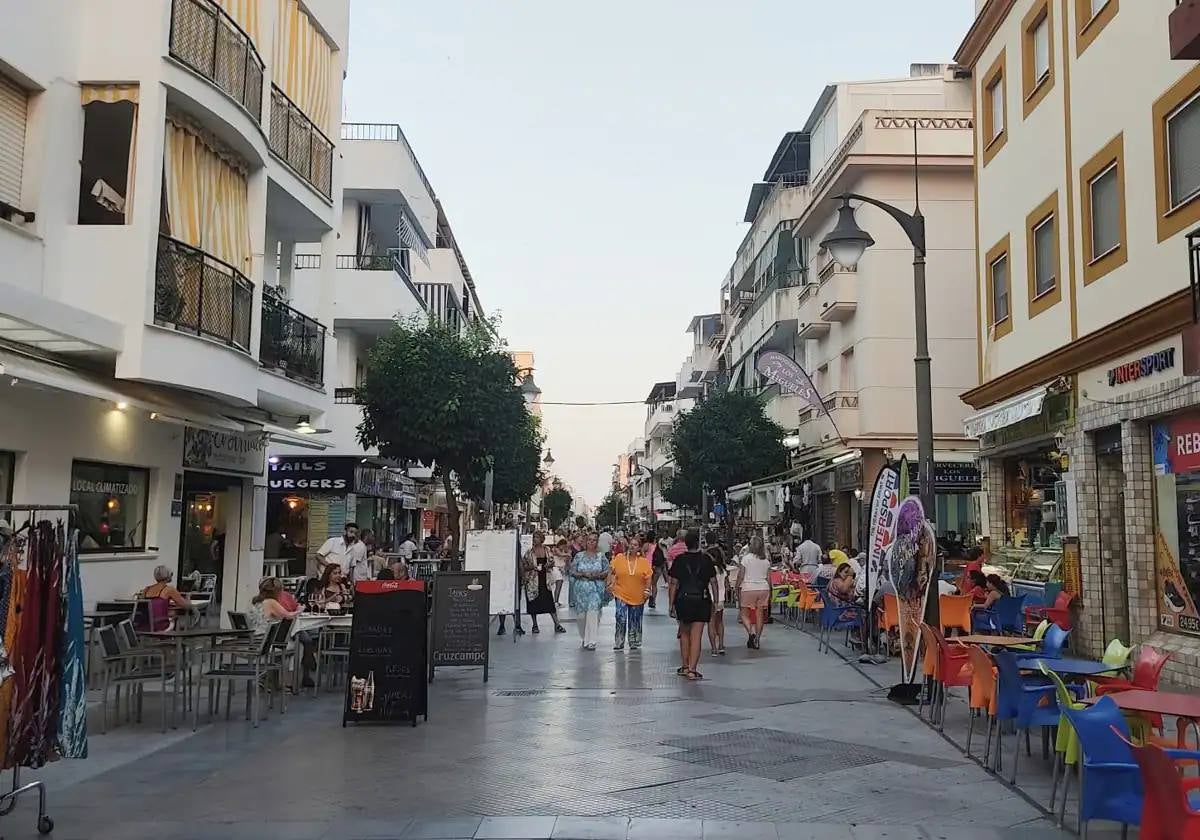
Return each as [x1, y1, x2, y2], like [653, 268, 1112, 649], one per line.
[273, 0, 333, 135]
[213, 0, 260, 45]
[163, 119, 251, 273]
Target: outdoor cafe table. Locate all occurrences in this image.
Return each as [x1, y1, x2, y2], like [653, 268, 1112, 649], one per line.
[143, 628, 249, 727]
[954, 634, 1039, 649]
[1081, 689, 1200, 721]
[1021, 656, 1121, 677]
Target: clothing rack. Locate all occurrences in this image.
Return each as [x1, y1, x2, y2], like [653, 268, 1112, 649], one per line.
[0, 502, 78, 836]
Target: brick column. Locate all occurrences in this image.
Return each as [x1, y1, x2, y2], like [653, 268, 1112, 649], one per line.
[1121, 419, 1157, 643]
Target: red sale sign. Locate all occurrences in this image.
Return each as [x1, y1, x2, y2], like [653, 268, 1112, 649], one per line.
[1167, 416, 1200, 474]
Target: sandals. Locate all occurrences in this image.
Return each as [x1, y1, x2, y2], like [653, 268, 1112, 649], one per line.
[676, 666, 690, 676]
[686, 670, 705, 681]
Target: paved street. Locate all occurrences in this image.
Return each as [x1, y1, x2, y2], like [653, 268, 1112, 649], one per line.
[6, 600, 1111, 840]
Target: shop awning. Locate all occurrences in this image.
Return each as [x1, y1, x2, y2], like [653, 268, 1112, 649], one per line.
[257, 423, 330, 451]
[963, 385, 1048, 439]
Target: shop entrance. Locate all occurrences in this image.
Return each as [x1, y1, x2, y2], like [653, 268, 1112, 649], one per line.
[178, 471, 244, 611]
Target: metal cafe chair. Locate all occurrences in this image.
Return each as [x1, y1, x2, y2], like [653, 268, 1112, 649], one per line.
[96, 625, 172, 733]
[194, 624, 284, 730]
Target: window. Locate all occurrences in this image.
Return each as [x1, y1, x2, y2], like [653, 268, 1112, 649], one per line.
[0, 70, 28, 211]
[840, 348, 855, 391]
[1022, 1, 1054, 118]
[981, 52, 1007, 166]
[985, 236, 1012, 340]
[1081, 133, 1127, 283]
[1076, 0, 1117, 56]
[78, 86, 139, 225]
[1153, 65, 1200, 241]
[69, 460, 150, 553]
[1026, 193, 1062, 318]
[0, 451, 13, 505]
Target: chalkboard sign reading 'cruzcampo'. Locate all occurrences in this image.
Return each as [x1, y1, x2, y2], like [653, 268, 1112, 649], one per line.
[430, 571, 491, 683]
[344, 579, 428, 727]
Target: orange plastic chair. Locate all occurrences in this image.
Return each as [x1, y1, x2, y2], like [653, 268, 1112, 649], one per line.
[922, 623, 972, 730]
[881, 593, 900, 634]
[965, 644, 999, 763]
[919, 623, 941, 721]
[940, 594, 973, 636]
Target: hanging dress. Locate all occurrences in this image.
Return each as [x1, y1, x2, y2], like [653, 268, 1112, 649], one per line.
[0, 532, 27, 767]
[57, 525, 87, 758]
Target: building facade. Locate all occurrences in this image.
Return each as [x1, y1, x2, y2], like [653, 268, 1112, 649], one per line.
[1, 0, 348, 612]
[957, 0, 1200, 680]
[718, 66, 981, 547]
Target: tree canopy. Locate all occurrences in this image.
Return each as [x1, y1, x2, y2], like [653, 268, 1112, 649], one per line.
[667, 390, 788, 511]
[458, 410, 543, 507]
[542, 486, 573, 530]
[356, 316, 535, 545]
[595, 490, 627, 529]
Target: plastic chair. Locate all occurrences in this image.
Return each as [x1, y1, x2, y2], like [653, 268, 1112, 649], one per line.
[771, 584, 793, 616]
[1130, 740, 1200, 840]
[964, 644, 997, 762]
[1020, 622, 1069, 660]
[1038, 664, 1087, 818]
[923, 623, 972, 730]
[1102, 639, 1133, 669]
[973, 593, 1029, 634]
[992, 650, 1061, 785]
[939, 594, 972, 636]
[1095, 645, 1171, 730]
[1061, 696, 1143, 836]
[817, 594, 863, 654]
[1026, 590, 1074, 630]
[919, 623, 939, 721]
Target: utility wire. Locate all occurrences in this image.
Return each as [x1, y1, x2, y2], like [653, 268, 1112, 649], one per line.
[539, 400, 647, 406]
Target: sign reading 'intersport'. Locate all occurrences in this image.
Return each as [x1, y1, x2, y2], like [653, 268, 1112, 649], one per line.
[1107, 347, 1176, 387]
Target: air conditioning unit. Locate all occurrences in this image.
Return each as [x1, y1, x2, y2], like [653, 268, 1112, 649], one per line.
[90, 179, 125, 214]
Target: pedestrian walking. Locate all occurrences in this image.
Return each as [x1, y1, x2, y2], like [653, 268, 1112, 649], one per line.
[705, 531, 727, 656]
[737, 536, 771, 649]
[669, 530, 717, 680]
[521, 532, 566, 634]
[568, 532, 610, 651]
[647, 532, 667, 609]
[794, 535, 822, 578]
[610, 533, 653, 650]
[551, 537, 569, 607]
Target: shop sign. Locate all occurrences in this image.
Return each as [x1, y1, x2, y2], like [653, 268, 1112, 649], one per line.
[1153, 415, 1200, 475]
[1082, 336, 1183, 402]
[985, 391, 1074, 449]
[911, 462, 982, 491]
[268, 456, 354, 491]
[1107, 347, 1176, 387]
[810, 470, 835, 495]
[183, 427, 267, 476]
[835, 461, 862, 491]
[964, 387, 1047, 438]
[354, 465, 414, 502]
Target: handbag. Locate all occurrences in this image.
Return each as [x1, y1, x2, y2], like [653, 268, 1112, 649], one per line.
[674, 554, 711, 611]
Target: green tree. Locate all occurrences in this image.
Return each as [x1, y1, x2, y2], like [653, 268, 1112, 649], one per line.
[357, 316, 533, 549]
[667, 390, 788, 525]
[541, 487, 573, 530]
[595, 490, 627, 529]
[458, 411, 543, 507]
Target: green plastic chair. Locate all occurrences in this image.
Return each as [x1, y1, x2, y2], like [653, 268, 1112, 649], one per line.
[1039, 663, 1086, 823]
[1102, 638, 1133, 668]
[1012, 619, 1050, 651]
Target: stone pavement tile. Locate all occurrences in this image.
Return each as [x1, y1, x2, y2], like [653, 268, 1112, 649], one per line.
[701, 821, 779, 840]
[848, 827, 928, 840]
[476, 816, 558, 839]
[626, 818, 703, 840]
[322, 817, 415, 839]
[774, 823, 855, 840]
[404, 818, 485, 839]
[551, 817, 632, 839]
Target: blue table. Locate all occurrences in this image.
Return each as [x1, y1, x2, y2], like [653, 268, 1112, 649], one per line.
[1022, 656, 1120, 677]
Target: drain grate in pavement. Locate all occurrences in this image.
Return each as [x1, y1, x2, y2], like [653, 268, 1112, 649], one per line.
[493, 689, 547, 697]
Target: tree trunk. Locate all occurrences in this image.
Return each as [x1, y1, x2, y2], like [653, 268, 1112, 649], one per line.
[443, 470, 461, 558]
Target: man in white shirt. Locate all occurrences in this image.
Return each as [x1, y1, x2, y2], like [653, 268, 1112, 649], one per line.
[597, 531, 614, 557]
[317, 522, 369, 581]
[397, 533, 418, 560]
[794, 537, 822, 576]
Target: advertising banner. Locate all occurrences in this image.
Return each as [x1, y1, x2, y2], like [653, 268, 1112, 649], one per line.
[755, 351, 828, 416]
[866, 463, 901, 608]
[1156, 530, 1200, 634]
[887, 461, 937, 684]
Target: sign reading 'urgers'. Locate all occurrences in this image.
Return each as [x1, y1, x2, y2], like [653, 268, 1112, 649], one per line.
[1107, 347, 1176, 387]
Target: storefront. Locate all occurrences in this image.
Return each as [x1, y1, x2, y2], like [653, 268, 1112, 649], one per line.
[266, 455, 418, 575]
[910, 460, 983, 553]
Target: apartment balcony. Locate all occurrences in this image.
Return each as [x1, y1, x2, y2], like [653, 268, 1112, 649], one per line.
[153, 234, 252, 353]
[797, 391, 861, 444]
[259, 291, 326, 388]
[269, 85, 333, 200]
[729, 290, 756, 319]
[816, 263, 858, 322]
[795, 320, 831, 341]
[646, 402, 678, 438]
[1171, 1, 1200, 59]
[413, 281, 463, 331]
[333, 252, 426, 332]
[168, 0, 264, 123]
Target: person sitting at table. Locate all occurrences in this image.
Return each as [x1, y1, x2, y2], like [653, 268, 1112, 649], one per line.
[312, 564, 351, 610]
[376, 568, 395, 580]
[249, 577, 316, 688]
[136, 565, 193, 630]
[973, 573, 1010, 612]
[390, 558, 410, 580]
[827, 563, 861, 604]
[966, 570, 989, 604]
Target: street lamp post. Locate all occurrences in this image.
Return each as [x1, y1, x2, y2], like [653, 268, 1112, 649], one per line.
[820, 191, 939, 629]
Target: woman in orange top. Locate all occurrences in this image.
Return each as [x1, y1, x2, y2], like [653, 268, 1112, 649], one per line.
[610, 532, 653, 651]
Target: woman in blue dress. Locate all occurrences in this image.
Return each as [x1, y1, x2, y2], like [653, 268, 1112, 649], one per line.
[568, 533, 610, 651]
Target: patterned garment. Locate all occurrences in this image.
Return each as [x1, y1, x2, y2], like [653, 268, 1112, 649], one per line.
[568, 551, 610, 612]
[58, 527, 87, 759]
[613, 600, 644, 649]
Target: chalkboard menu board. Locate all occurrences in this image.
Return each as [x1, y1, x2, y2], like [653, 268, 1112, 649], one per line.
[343, 580, 428, 727]
[430, 571, 490, 682]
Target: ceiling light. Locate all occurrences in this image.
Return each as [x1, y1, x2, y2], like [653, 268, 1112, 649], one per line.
[115, 401, 128, 410]
[150, 412, 159, 420]
[9, 378, 18, 386]
[268, 455, 280, 465]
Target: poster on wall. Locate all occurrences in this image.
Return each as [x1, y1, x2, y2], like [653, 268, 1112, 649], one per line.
[866, 463, 901, 607]
[1155, 531, 1200, 633]
[183, 427, 267, 476]
[888, 459, 938, 685]
[1152, 419, 1200, 635]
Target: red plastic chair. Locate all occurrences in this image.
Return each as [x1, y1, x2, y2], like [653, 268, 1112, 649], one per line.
[1130, 740, 1200, 840]
[1025, 590, 1074, 630]
[921, 623, 972, 730]
[1096, 645, 1172, 729]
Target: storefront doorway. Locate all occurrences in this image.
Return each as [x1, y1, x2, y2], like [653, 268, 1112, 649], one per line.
[178, 471, 244, 611]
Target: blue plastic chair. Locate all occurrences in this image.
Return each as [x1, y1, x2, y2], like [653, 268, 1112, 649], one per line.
[1060, 696, 1142, 835]
[1018, 623, 1070, 661]
[817, 594, 863, 655]
[993, 651, 1062, 784]
[973, 594, 1029, 634]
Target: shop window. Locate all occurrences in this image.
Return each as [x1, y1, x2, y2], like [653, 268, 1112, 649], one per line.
[0, 451, 13, 505]
[985, 235, 1012, 340]
[1152, 417, 1200, 636]
[1081, 134, 1127, 284]
[1153, 64, 1200, 242]
[1076, 0, 1117, 57]
[69, 460, 149, 553]
[1002, 454, 1063, 550]
[1022, 0, 1054, 118]
[982, 51, 1007, 166]
[77, 86, 139, 224]
[264, 492, 309, 576]
[1026, 192, 1061, 318]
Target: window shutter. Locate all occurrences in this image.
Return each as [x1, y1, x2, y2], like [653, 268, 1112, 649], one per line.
[0, 72, 28, 207]
[1169, 97, 1200, 208]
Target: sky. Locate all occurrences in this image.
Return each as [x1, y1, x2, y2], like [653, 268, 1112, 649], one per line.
[343, 1, 975, 507]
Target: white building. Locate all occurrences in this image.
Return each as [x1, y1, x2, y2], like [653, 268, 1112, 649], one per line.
[718, 65, 979, 545]
[0, 0, 348, 611]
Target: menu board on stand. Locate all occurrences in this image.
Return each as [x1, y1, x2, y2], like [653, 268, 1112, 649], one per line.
[429, 571, 491, 682]
[343, 579, 428, 727]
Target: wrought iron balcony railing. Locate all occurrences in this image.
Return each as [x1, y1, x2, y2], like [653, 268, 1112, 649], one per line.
[154, 234, 253, 352]
[169, 0, 264, 122]
[259, 291, 326, 387]
[269, 84, 333, 200]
